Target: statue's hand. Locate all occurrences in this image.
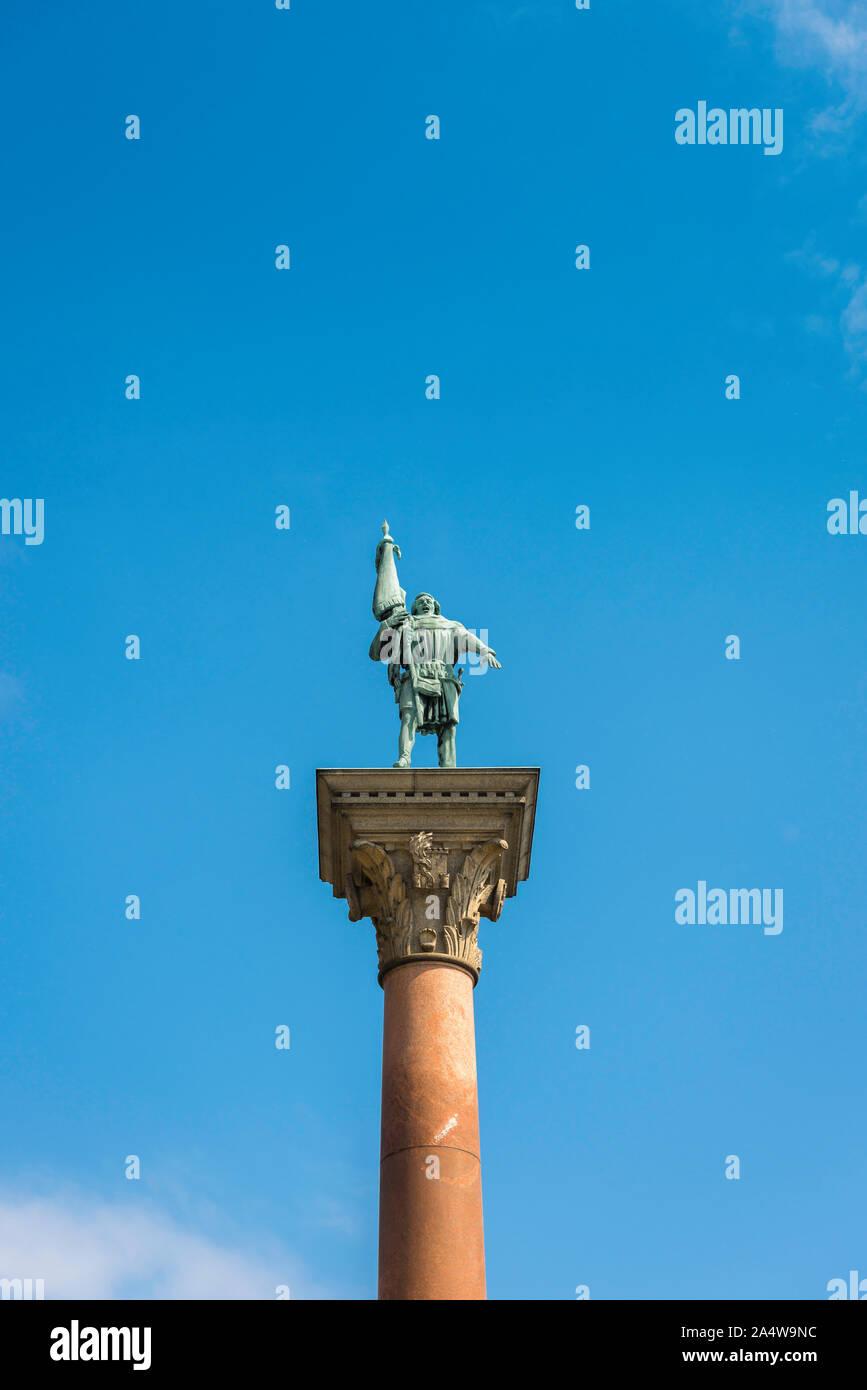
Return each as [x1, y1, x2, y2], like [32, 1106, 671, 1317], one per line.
[487, 653, 502, 670]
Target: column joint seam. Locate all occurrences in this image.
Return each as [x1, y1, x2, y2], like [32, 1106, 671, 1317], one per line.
[380, 1143, 481, 1164]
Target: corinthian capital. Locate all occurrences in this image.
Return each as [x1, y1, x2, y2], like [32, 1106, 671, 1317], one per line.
[317, 768, 539, 985]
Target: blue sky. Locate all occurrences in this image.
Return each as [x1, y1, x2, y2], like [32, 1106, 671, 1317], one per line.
[1, 0, 866, 1299]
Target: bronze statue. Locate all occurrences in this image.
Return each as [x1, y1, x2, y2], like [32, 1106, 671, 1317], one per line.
[369, 522, 500, 768]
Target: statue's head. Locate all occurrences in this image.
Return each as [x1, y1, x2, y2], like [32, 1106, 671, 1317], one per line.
[412, 592, 440, 616]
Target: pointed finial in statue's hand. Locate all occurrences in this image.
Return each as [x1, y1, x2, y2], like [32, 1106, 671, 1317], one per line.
[379, 518, 400, 560]
[372, 517, 405, 618]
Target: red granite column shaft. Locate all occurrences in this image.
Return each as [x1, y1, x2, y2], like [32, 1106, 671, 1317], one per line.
[377, 960, 485, 1300]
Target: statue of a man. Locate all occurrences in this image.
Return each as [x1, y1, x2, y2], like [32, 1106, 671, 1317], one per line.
[369, 523, 501, 769]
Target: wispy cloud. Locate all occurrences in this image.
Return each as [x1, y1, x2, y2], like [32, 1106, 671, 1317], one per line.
[786, 236, 867, 369]
[770, 0, 867, 75]
[0, 1192, 331, 1300]
[785, 242, 860, 281]
[741, 6, 867, 371]
[745, 1, 867, 136]
[840, 280, 867, 359]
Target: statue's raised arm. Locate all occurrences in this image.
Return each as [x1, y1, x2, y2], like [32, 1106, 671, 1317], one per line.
[372, 520, 407, 625]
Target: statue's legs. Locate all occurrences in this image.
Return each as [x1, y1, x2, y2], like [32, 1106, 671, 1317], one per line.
[394, 710, 417, 769]
[437, 725, 456, 769]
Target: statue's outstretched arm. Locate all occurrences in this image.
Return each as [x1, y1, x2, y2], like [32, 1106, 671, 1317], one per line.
[455, 622, 478, 655]
[456, 624, 501, 667]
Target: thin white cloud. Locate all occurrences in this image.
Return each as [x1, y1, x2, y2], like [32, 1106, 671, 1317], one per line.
[746, 1, 867, 133]
[785, 244, 847, 277]
[841, 280, 867, 359]
[760, 9, 867, 372]
[772, 0, 867, 69]
[0, 1193, 331, 1300]
[787, 238, 867, 367]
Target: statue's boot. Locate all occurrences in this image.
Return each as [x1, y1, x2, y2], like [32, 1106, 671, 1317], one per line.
[393, 756, 412, 769]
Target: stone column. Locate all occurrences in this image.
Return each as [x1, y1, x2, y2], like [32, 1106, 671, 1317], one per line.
[378, 960, 484, 1300]
[316, 767, 539, 1301]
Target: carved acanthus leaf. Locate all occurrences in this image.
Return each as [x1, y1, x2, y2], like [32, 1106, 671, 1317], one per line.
[349, 840, 412, 970]
[349, 840, 407, 924]
[441, 839, 508, 974]
[445, 839, 508, 929]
